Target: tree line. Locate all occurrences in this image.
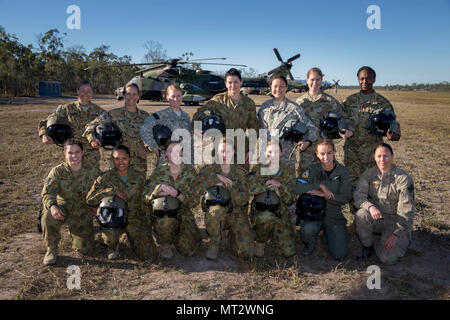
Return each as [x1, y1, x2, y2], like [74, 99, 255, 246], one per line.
[0, 26, 137, 97]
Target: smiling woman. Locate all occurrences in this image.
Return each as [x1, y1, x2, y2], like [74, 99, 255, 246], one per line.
[40, 139, 101, 266]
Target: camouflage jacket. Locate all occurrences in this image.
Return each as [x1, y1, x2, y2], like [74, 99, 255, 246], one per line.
[143, 164, 200, 211]
[38, 101, 104, 139]
[86, 167, 147, 219]
[199, 164, 249, 208]
[83, 106, 149, 165]
[258, 98, 318, 165]
[354, 165, 415, 235]
[210, 91, 259, 133]
[342, 90, 401, 143]
[248, 162, 297, 219]
[140, 107, 191, 151]
[296, 91, 346, 129]
[294, 161, 352, 226]
[42, 162, 101, 214]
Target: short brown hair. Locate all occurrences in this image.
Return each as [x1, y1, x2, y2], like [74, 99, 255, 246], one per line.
[63, 139, 83, 152]
[315, 139, 335, 152]
[307, 67, 324, 79]
[373, 142, 393, 155]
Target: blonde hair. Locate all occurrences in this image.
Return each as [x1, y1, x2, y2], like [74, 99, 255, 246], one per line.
[166, 84, 182, 97]
[307, 67, 324, 79]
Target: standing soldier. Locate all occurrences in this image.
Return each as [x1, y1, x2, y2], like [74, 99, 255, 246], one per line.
[248, 141, 297, 258]
[294, 140, 352, 259]
[86, 145, 156, 260]
[83, 83, 150, 175]
[354, 143, 414, 265]
[41, 139, 101, 266]
[296, 68, 352, 168]
[259, 75, 318, 176]
[193, 68, 259, 168]
[38, 80, 104, 168]
[199, 139, 254, 260]
[140, 84, 193, 169]
[342, 66, 401, 187]
[143, 141, 202, 259]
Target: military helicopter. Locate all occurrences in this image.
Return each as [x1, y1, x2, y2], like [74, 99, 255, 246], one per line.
[241, 48, 334, 95]
[88, 58, 247, 106]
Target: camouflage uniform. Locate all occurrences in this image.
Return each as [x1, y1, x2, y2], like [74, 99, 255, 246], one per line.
[193, 92, 259, 168]
[342, 90, 401, 186]
[38, 101, 104, 168]
[294, 161, 353, 260]
[248, 163, 297, 257]
[83, 107, 150, 175]
[140, 107, 193, 167]
[258, 98, 318, 176]
[296, 91, 347, 168]
[41, 162, 101, 255]
[143, 164, 202, 257]
[354, 165, 414, 265]
[199, 164, 254, 259]
[86, 167, 156, 260]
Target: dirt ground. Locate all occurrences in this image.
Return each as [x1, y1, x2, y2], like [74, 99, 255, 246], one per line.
[0, 89, 448, 300]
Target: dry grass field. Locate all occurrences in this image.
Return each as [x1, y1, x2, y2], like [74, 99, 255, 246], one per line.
[0, 89, 448, 300]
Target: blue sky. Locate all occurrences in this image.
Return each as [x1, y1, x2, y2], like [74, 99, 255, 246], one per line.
[1, 0, 449, 85]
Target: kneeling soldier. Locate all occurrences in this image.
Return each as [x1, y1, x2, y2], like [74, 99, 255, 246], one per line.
[86, 145, 156, 260]
[248, 140, 296, 257]
[354, 142, 415, 265]
[294, 139, 352, 260]
[199, 139, 254, 260]
[143, 141, 202, 259]
[41, 139, 100, 265]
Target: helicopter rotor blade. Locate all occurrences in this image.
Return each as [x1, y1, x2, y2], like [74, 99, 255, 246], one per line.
[187, 62, 247, 67]
[287, 53, 301, 63]
[187, 58, 226, 62]
[288, 70, 295, 81]
[273, 48, 283, 62]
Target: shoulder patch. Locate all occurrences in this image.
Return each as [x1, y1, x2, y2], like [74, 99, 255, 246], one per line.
[300, 167, 311, 179]
[296, 177, 308, 184]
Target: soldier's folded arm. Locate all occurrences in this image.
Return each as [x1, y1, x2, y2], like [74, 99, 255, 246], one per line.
[140, 114, 159, 151]
[353, 172, 376, 211]
[41, 169, 60, 211]
[294, 177, 321, 195]
[86, 176, 115, 207]
[393, 174, 415, 236]
[327, 170, 353, 206]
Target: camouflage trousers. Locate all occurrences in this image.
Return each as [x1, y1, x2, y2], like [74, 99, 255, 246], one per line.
[299, 219, 348, 260]
[97, 217, 156, 260]
[41, 207, 94, 255]
[205, 205, 254, 259]
[250, 210, 296, 257]
[344, 141, 377, 186]
[355, 209, 411, 265]
[153, 213, 202, 257]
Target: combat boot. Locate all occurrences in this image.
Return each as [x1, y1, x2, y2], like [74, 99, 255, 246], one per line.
[107, 244, 119, 260]
[357, 245, 374, 260]
[160, 245, 173, 259]
[254, 242, 265, 257]
[302, 242, 316, 256]
[43, 246, 58, 266]
[206, 244, 219, 260]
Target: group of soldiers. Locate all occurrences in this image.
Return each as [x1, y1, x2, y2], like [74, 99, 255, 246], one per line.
[37, 66, 415, 267]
